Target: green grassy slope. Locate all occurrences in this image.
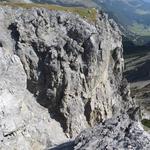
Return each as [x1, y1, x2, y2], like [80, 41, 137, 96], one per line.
[0, 2, 97, 22]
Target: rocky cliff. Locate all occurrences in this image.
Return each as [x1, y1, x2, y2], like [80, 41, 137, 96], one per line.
[0, 4, 149, 150]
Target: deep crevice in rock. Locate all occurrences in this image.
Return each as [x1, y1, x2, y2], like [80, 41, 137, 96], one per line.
[84, 100, 92, 125]
[8, 23, 20, 51]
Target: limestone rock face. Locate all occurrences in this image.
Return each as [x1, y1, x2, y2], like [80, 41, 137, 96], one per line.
[15, 9, 127, 137]
[0, 5, 147, 150]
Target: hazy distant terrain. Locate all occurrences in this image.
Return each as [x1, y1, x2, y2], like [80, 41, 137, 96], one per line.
[98, 0, 150, 36]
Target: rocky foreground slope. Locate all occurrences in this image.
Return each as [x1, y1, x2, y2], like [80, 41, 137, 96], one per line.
[0, 4, 149, 150]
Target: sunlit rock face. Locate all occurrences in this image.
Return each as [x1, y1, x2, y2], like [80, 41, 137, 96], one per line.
[0, 5, 149, 150]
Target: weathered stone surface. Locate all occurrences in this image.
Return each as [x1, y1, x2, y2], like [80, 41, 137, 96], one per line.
[1, 6, 128, 136]
[0, 5, 149, 150]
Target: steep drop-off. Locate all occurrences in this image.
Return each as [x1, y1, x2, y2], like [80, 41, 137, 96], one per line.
[124, 44, 150, 130]
[0, 4, 149, 150]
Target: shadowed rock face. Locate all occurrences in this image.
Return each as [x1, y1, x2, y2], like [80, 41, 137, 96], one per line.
[0, 5, 149, 150]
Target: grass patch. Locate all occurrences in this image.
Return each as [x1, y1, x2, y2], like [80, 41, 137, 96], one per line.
[141, 119, 150, 128]
[0, 2, 97, 22]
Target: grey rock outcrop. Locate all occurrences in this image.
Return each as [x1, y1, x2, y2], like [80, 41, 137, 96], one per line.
[74, 112, 150, 150]
[0, 4, 149, 150]
[15, 9, 128, 137]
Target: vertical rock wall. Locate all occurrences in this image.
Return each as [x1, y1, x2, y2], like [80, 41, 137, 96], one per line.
[0, 6, 134, 149]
